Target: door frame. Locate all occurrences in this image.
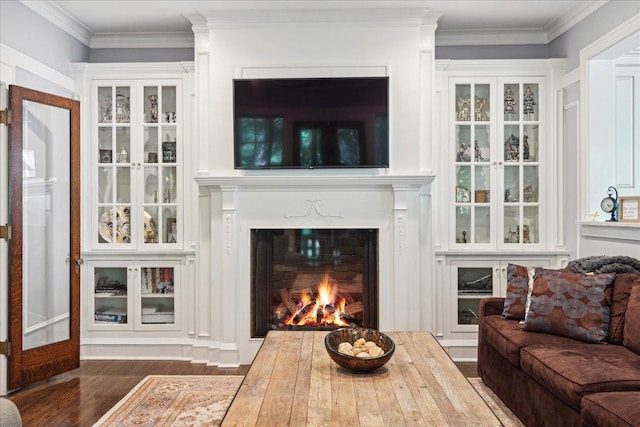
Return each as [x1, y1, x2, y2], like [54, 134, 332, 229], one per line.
[0, 45, 79, 396]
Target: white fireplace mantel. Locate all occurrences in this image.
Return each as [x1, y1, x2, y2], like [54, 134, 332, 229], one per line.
[193, 172, 435, 366]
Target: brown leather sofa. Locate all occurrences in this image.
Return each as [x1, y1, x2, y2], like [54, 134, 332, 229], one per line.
[478, 272, 640, 427]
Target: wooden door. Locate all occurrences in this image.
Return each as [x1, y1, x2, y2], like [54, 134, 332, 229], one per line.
[7, 85, 81, 390]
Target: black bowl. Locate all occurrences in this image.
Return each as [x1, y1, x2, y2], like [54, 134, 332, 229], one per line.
[324, 328, 395, 372]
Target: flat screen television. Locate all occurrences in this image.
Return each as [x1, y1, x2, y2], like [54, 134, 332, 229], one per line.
[233, 77, 389, 169]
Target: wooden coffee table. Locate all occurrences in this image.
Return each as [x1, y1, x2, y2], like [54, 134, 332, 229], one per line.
[222, 330, 501, 426]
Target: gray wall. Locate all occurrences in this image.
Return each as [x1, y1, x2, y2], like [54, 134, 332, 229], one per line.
[89, 48, 194, 63]
[550, 0, 640, 71]
[435, 44, 549, 60]
[0, 1, 89, 76]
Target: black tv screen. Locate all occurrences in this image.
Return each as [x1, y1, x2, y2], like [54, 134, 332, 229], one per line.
[233, 77, 389, 169]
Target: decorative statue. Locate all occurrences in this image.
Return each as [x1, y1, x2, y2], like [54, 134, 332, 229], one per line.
[523, 86, 536, 118]
[474, 140, 484, 161]
[148, 94, 158, 123]
[504, 134, 519, 161]
[457, 142, 472, 162]
[115, 92, 130, 122]
[474, 96, 488, 121]
[504, 86, 516, 119]
[457, 95, 471, 121]
[102, 95, 112, 122]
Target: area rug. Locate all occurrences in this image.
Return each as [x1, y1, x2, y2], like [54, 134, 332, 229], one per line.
[469, 377, 525, 427]
[92, 375, 243, 427]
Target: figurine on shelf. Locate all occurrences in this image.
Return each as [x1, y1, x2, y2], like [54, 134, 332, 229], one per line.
[504, 86, 516, 119]
[523, 86, 536, 119]
[524, 184, 535, 202]
[101, 95, 112, 122]
[474, 140, 484, 161]
[457, 142, 472, 162]
[148, 94, 158, 123]
[456, 230, 468, 244]
[457, 95, 471, 121]
[456, 185, 471, 203]
[475, 95, 488, 121]
[504, 134, 520, 161]
[118, 146, 128, 163]
[506, 227, 519, 243]
[115, 92, 130, 122]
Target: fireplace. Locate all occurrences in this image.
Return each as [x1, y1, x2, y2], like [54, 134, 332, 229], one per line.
[251, 228, 378, 337]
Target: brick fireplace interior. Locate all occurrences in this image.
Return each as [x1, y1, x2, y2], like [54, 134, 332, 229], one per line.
[251, 228, 378, 337]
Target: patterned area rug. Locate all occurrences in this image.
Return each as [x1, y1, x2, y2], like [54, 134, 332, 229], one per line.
[94, 375, 520, 426]
[92, 375, 243, 427]
[469, 377, 525, 427]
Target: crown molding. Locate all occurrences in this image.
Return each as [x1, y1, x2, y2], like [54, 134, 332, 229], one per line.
[90, 33, 194, 49]
[21, 0, 608, 49]
[20, 0, 93, 46]
[545, 1, 608, 42]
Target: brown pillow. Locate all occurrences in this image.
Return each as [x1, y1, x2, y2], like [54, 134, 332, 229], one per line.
[502, 264, 533, 320]
[522, 268, 615, 343]
[623, 284, 640, 354]
[609, 273, 640, 344]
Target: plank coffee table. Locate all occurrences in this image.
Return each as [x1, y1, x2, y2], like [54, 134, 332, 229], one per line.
[222, 330, 501, 426]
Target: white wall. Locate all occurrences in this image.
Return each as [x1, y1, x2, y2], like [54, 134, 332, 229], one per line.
[195, 17, 434, 175]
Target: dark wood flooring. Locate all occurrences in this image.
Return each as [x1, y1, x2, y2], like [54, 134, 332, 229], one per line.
[7, 360, 476, 426]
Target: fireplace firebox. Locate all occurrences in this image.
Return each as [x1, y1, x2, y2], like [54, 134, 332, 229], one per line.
[251, 228, 378, 337]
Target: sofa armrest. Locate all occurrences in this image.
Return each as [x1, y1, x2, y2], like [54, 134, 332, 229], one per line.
[479, 297, 505, 318]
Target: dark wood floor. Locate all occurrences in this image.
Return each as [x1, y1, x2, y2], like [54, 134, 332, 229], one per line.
[7, 360, 476, 426]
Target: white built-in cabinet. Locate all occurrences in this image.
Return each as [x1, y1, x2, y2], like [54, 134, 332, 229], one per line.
[72, 63, 195, 359]
[434, 60, 569, 360]
[88, 260, 181, 331]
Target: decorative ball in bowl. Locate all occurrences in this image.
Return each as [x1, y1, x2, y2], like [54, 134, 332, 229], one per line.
[324, 327, 395, 372]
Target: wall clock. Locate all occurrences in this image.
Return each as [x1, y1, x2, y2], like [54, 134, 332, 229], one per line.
[600, 186, 618, 222]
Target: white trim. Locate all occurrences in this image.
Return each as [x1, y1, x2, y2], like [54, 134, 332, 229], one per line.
[561, 68, 580, 88]
[545, 1, 608, 42]
[579, 13, 640, 222]
[0, 44, 75, 92]
[19, 0, 93, 46]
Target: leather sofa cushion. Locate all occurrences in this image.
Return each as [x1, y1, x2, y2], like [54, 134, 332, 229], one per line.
[521, 344, 640, 410]
[609, 273, 640, 344]
[623, 283, 640, 354]
[482, 315, 584, 367]
[582, 391, 640, 427]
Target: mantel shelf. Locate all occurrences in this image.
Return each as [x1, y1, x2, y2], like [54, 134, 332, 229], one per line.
[579, 221, 640, 242]
[194, 174, 435, 190]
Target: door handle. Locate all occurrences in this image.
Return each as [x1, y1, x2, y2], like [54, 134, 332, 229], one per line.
[74, 257, 83, 273]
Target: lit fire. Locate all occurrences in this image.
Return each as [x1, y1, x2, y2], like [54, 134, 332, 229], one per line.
[284, 274, 351, 327]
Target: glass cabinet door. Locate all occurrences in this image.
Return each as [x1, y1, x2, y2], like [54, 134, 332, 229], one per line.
[454, 83, 492, 245]
[456, 266, 494, 326]
[97, 85, 133, 245]
[139, 265, 176, 327]
[93, 81, 180, 248]
[141, 85, 178, 245]
[93, 267, 129, 325]
[501, 82, 540, 245]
